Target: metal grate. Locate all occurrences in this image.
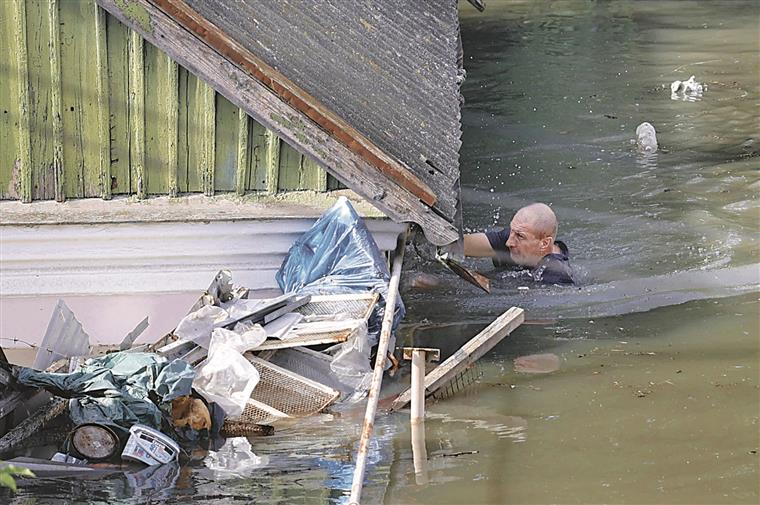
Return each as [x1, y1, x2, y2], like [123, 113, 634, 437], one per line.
[268, 347, 350, 397]
[296, 294, 378, 321]
[245, 354, 339, 417]
[429, 361, 484, 401]
[228, 398, 289, 426]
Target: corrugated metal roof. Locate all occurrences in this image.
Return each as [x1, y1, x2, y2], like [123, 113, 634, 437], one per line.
[97, 0, 463, 244]
[185, 0, 462, 222]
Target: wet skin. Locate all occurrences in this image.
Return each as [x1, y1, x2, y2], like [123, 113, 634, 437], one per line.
[505, 212, 560, 267]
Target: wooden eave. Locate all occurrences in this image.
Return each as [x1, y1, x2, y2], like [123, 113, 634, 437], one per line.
[97, 0, 459, 245]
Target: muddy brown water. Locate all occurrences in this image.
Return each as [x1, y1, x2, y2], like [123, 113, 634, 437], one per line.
[3, 1, 759, 503]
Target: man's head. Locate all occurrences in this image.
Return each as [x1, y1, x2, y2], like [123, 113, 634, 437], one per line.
[505, 203, 558, 266]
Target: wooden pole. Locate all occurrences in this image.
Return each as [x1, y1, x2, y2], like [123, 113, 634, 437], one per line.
[408, 347, 438, 484]
[401, 347, 439, 485]
[348, 227, 407, 505]
[410, 418, 428, 484]
[410, 350, 426, 423]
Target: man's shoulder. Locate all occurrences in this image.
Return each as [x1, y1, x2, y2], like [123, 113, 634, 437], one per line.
[533, 248, 574, 284]
[484, 227, 510, 252]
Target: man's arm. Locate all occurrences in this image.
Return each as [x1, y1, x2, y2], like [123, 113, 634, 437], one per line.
[463, 233, 495, 257]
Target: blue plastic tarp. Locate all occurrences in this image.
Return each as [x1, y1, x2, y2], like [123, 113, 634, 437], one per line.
[275, 197, 404, 346]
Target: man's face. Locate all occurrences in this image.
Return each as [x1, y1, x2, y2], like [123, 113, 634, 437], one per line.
[506, 213, 550, 266]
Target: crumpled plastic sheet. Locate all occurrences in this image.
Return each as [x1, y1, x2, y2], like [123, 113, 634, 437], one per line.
[174, 298, 291, 347]
[275, 196, 405, 347]
[192, 327, 265, 416]
[325, 320, 373, 402]
[125, 461, 180, 499]
[203, 437, 269, 480]
[173, 305, 230, 349]
[15, 352, 194, 434]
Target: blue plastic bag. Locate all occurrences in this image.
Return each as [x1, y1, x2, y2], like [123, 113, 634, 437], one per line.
[275, 197, 405, 346]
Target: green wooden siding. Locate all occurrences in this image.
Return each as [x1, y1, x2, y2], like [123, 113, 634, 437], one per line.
[0, 0, 341, 202]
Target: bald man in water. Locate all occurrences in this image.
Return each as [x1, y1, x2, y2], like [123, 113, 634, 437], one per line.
[464, 203, 575, 284]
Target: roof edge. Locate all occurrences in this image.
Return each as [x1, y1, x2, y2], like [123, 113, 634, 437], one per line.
[96, 0, 457, 244]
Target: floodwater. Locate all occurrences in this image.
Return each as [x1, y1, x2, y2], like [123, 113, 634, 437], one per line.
[3, 1, 759, 504]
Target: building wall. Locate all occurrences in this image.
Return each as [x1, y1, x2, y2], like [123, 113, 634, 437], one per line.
[0, 0, 341, 203]
[0, 216, 405, 347]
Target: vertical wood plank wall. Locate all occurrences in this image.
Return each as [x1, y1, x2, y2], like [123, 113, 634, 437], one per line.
[0, 0, 338, 202]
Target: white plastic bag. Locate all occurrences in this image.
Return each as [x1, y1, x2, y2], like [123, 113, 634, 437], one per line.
[193, 326, 266, 416]
[203, 437, 268, 479]
[174, 305, 229, 349]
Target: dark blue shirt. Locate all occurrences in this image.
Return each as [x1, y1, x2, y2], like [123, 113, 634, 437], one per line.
[484, 227, 575, 285]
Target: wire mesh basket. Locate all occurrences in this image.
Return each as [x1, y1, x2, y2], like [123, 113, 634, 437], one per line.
[296, 293, 378, 321]
[245, 354, 340, 417]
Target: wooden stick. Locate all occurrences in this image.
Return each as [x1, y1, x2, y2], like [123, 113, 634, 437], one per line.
[348, 228, 407, 505]
[0, 397, 67, 456]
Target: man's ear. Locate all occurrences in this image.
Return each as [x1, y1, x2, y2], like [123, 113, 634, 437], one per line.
[541, 236, 554, 251]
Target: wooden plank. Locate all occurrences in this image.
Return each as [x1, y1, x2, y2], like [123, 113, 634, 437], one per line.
[213, 94, 238, 192]
[13, 0, 32, 203]
[235, 108, 249, 195]
[176, 66, 190, 192]
[95, 4, 111, 200]
[0, 391, 24, 421]
[247, 120, 267, 191]
[276, 142, 300, 191]
[250, 333, 349, 352]
[201, 82, 215, 196]
[389, 307, 525, 411]
[0, 1, 20, 200]
[96, 0, 458, 245]
[151, 0, 436, 207]
[277, 147, 326, 191]
[59, 0, 101, 199]
[166, 56, 179, 197]
[49, 0, 64, 202]
[105, 15, 131, 194]
[128, 29, 145, 198]
[303, 155, 327, 192]
[144, 42, 176, 194]
[185, 73, 207, 192]
[25, 0, 54, 201]
[0, 398, 67, 456]
[264, 128, 280, 194]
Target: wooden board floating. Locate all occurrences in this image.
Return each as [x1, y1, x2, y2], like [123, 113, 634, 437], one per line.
[389, 307, 525, 411]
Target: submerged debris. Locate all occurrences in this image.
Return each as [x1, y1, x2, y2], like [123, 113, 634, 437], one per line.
[635, 122, 658, 153]
[670, 75, 704, 100]
[513, 353, 561, 374]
